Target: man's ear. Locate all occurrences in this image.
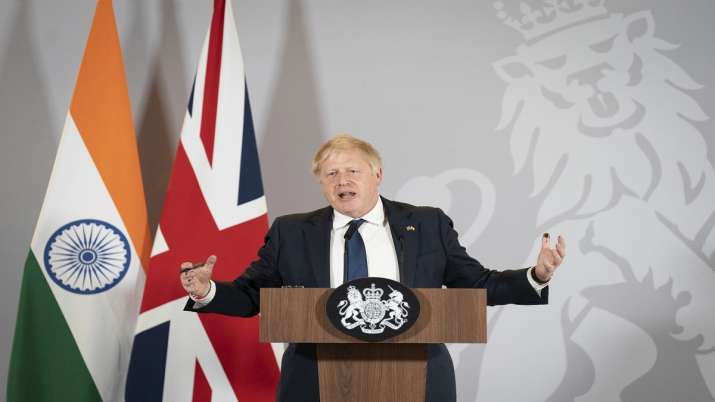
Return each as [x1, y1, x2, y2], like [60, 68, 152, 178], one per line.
[375, 167, 384, 184]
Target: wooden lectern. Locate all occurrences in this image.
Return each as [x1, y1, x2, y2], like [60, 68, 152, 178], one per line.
[260, 288, 486, 402]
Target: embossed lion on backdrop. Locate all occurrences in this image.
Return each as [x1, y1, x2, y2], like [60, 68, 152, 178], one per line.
[492, 5, 712, 226]
[476, 1, 715, 401]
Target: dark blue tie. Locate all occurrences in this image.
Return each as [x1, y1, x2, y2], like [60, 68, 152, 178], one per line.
[345, 219, 368, 281]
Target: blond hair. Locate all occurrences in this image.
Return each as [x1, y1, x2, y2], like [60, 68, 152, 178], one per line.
[312, 134, 382, 176]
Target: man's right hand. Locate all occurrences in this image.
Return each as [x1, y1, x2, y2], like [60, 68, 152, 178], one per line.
[179, 255, 217, 298]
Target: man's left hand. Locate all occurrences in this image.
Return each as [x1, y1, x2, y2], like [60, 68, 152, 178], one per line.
[534, 233, 566, 282]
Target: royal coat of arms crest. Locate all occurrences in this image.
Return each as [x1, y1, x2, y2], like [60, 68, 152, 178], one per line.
[326, 277, 420, 342]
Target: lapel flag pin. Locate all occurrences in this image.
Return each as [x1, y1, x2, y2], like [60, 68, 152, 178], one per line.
[406, 225, 416, 231]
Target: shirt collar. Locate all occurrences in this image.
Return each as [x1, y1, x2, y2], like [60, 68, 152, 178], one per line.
[332, 197, 385, 229]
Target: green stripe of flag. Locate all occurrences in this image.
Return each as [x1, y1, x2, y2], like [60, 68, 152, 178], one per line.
[7, 251, 102, 402]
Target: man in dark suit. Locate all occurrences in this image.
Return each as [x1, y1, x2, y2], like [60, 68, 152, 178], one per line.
[180, 134, 566, 402]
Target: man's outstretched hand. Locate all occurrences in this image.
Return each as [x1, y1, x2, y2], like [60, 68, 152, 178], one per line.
[179, 255, 217, 298]
[534, 234, 566, 283]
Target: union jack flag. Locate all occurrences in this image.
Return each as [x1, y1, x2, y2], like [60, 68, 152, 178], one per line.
[126, 1, 280, 400]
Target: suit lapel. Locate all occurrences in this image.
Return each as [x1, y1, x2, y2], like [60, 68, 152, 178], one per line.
[303, 207, 333, 287]
[382, 197, 418, 288]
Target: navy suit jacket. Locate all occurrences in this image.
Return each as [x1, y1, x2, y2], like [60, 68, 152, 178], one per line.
[186, 197, 548, 402]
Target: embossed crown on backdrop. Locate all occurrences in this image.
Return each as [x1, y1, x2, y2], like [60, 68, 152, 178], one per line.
[494, 0, 608, 40]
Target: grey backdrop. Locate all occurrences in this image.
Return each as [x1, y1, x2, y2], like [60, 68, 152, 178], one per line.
[1, 0, 714, 401]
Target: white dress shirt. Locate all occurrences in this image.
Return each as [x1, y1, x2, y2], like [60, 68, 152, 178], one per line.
[330, 197, 399, 287]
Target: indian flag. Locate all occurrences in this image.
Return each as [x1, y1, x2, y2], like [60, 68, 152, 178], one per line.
[6, 1, 151, 401]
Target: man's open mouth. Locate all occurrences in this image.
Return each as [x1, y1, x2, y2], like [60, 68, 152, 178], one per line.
[338, 191, 357, 200]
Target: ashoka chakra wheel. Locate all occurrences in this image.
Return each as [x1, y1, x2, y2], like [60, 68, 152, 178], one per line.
[44, 219, 131, 294]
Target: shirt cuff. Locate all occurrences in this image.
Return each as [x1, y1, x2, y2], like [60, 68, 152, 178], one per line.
[190, 280, 216, 309]
[526, 266, 549, 296]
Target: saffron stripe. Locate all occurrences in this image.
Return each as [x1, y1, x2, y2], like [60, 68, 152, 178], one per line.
[68, 0, 151, 269]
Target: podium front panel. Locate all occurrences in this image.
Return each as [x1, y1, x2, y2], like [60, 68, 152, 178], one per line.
[260, 288, 486, 344]
[317, 343, 427, 402]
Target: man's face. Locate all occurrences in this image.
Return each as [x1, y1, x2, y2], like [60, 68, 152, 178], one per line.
[318, 149, 382, 218]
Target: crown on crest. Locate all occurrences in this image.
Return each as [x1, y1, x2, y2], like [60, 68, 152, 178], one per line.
[363, 284, 384, 300]
[494, 0, 607, 41]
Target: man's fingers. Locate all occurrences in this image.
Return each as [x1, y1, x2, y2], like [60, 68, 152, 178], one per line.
[557, 235, 566, 251]
[179, 256, 214, 299]
[179, 256, 216, 274]
[180, 264, 201, 274]
[536, 234, 565, 280]
[546, 252, 559, 269]
[551, 253, 563, 267]
[556, 245, 566, 259]
[542, 233, 550, 249]
[205, 255, 217, 270]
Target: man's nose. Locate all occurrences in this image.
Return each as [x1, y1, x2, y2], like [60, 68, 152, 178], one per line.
[336, 171, 350, 185]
